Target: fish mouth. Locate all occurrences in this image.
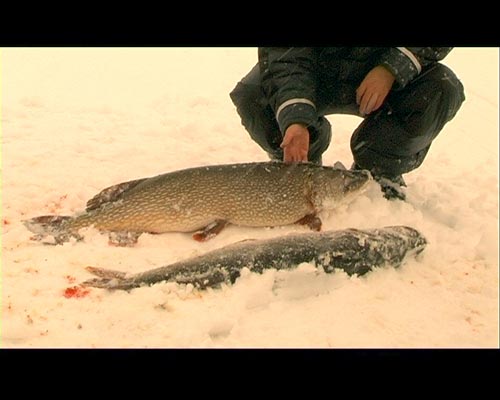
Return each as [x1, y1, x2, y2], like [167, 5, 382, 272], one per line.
[388, 225, 428, 252]
[342, 169, 372, 194]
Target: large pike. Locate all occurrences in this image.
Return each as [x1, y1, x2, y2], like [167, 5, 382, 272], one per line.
[81, 226, 427, 291]
[23, 162, 371, 245]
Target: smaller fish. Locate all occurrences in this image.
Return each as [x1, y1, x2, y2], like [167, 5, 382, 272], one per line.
[81, 225, 427, 291]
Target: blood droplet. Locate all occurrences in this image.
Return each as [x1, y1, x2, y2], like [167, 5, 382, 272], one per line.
[64, 286, 90, 298]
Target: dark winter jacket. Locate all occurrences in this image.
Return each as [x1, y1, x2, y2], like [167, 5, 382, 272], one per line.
[258, 47, 453, 135]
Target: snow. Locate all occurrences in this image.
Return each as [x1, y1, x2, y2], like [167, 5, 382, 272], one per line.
[1, 47, 498, 348]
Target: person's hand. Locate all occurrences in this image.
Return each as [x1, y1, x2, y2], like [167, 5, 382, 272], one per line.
[356, 65, 395, 116]
[281, 123, 309, 163]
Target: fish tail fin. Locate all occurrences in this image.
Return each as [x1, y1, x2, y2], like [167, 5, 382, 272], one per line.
[80, 266, 131, 290]
[23, 215, 80, 243]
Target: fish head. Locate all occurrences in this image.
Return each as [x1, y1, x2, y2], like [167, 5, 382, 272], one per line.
[339, 168, 372, 196]
[313, 167, 372, 207]
[384, 225, 428, 255]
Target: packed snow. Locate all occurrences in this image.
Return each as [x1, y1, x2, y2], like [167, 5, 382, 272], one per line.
[1, 47, 498, 348]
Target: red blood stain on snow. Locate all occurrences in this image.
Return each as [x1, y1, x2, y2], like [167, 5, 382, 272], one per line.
[64, 286, 90, 299]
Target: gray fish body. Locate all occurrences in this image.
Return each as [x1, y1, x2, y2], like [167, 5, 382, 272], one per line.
[82, 226, 427, 290]
[24, 162, 371, 242]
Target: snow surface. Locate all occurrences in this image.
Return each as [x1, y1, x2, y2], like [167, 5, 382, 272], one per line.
[1, 47, 498, 348]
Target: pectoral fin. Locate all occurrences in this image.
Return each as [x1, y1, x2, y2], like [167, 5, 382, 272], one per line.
[295, 213, 322, 231]
[192, 220, 229, 242]
[107, 231, 142, 247]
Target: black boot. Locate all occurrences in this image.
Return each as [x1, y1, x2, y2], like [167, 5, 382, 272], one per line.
[375, 175, 407, 201]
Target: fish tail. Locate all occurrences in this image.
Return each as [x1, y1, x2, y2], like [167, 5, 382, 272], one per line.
[23, 215, 80, 243]
[80, 266, 133, 290]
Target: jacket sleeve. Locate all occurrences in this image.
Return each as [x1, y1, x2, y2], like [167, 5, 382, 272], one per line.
[258, 47, 318, 135]
[378, 47, 453, 89]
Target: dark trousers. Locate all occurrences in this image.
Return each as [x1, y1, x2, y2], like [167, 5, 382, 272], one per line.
[230, 62, 465, 177]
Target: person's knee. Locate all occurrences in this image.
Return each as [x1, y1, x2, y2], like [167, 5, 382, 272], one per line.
[230, 81, 253, 110]
[230, 64, 262, 110]
[230, 69, 283, 155]
[440, 67, 465, 121]
[421, 64, 466, 122]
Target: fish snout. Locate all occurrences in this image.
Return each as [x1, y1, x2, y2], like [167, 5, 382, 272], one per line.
[391, 225, 428, 252]
[342, 169, 372, 194]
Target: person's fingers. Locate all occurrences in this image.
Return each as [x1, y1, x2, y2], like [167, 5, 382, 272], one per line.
[358, 65, 395, 115]
[283, 147, 292, 163]
[372, 94, 385, 113]
[284, 148, 307, 163]
[283, 143, 308, 163]
[359, 93, 366, 115]
[364, 92, 379, 114]
[360, 91, 382, 115]
[359, 90, 370, 115]
[284, 150, 301, 163]
[281, 124, 309, 162]
[356, 83, 366, 105]
[280, 134, 292, 148]
[283, 145, 294, 163]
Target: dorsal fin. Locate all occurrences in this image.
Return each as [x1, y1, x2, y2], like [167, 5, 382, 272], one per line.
[86, 178, 148, 211]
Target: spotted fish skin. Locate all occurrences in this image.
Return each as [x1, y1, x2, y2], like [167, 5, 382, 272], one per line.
[81, 226, 427, 291]
[23, 162, 371, 243]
